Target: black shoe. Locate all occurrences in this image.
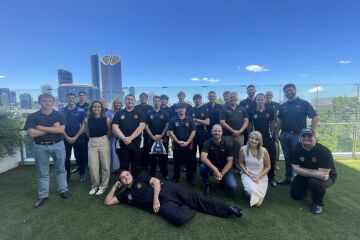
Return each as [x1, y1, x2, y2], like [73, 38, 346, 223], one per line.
[80, 174, 85, 183]
[276, 178, 292, 185]
[171, 178, 179, 183]
[228, 205, 243, 217]
[188, 179, 196, 187]
[71, 167, 79, 173]
[269, 179, 277, 187]
[203, 184, 211, 197]
[34, 197, 48, 208]
[60, 191, 70, 199]
[310, 203, 323, 214]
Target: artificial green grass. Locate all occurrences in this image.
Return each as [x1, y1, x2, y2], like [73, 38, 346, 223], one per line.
[0, 160, 359, 240]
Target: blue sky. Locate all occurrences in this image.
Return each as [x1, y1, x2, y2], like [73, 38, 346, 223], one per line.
[0, 0, 359, 92]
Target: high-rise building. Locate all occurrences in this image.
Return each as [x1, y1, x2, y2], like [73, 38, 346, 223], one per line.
[57, 84, 100, 103]
[41, 85, 53, 95]
[58, 69, 73, 85]
[129, 86, 135, 95]
[91, 55, 100, 88]
[9, 91, 16, 105]
[100, 55, 122, 102]
[0, 88, 10, 106]
[20, 93, 33, 109]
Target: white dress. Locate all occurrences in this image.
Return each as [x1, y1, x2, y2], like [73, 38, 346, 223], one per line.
[240, 146, 268, 206]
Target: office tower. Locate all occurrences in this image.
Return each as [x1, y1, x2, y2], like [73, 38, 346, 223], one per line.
[100, 55, 122, 103]
[91, 55, 100, 88]
[129, 86, 135, 95]
[0, 88, 10, 106]
[58, 69, 73, 85]
[20, 93, 33, 109]
[9, 91, 16, 105]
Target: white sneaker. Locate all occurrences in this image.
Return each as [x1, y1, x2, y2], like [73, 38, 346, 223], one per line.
[95, 187, 107, 196]
[89, 187, 98, 195]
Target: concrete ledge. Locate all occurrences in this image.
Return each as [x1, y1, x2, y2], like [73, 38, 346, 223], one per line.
[0, 151, 21, 173]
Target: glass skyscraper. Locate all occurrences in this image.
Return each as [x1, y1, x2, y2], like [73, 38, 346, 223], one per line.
[57, 69, 73, 85]
[100, 55, 122, 103]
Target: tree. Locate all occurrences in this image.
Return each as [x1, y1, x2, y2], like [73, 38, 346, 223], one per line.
[0, 112, 24, 157]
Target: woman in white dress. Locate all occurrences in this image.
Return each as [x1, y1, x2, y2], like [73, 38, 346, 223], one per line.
[239, 131, 271, 207]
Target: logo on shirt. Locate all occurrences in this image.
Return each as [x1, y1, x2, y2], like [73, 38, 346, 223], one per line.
[201, 113, 204, 117]
[265, 113, 270, 118]
[186, 122, 189, 127]
[175, 122, 179, 127]
[134, 114, 138, 119]
[127, 194, 133, 202]
[150, 115, 154, 120]
[192, 113, 195, 118]
[299, 156, 305, 162]
[160, 114, 163, 119]
[253, 114, 258, 119]
[120, 115, 125, 120]
[311, 157, 317, 163]
[136, 183, 142, 189]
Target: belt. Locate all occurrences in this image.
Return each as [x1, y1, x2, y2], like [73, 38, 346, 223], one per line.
[36, 139, 62, 145]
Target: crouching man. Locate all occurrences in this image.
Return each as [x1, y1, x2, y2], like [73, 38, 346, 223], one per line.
[290, 128, 337, 214]
[104, 170, 243, 226]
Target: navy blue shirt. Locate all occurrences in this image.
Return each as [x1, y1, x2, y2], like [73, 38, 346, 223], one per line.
[278, 98, 317, 133]
[188, 106, 209, 135]
[202, 138, 233, 169]
[146, 109, 169, 135]
[248, 109, 275, 138]
[219, 105, 248, 136]
[265, 101, 281, 117]
[134, 104, 153, 116]
[203, 102, 223, 131]
[59, 106, 87, 137]
[168, 115, 196, 150]
[240, 98, 257, 114]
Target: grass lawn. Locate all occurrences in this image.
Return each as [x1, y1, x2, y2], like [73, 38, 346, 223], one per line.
[1, 160, 359, 240]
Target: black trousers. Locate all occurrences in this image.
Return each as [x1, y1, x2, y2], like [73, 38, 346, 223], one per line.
[262, 135, 276, 180]
[173, 147, 195, 181]
[148, 137, 169, 177]
[159, 182, 232, 226]
[290, 175, 335, 205]
[141, 133, 150, 170]
[64, 138, 87, 175]
[116, 145, 142, 177]
[192, 133, 210, 172]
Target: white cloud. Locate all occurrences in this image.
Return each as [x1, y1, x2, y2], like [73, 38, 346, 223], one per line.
[339, 59, 351, 65]
[245, 65, 269, 73]
[202, 77, 208, 81]
[191, 76, 220, 84]
[308, 86, 323, 93]
[0, 75, 6, 79]
[204, 78, 220, 83]
[191, 77, 200, 81]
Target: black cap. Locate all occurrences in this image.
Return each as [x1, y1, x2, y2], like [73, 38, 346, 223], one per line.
[299, 128, 315, 136]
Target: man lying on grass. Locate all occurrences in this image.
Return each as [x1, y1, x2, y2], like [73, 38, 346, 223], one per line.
[104, 170, 243, 226]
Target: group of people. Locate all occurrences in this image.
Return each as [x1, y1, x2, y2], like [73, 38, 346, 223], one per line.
[24, 83, 337, 226]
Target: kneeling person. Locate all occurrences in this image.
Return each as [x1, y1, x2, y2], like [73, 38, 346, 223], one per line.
[200, 124, 238, 197]
[290, 128, 337, 214]
[104, 170, 243, 226]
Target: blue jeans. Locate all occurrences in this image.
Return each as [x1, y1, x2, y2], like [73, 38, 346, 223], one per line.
[279, 131, 300, 179]
[34, 140, 68, 198]
[200, 164, 237, 192]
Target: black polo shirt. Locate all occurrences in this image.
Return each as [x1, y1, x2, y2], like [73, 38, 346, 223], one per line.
[24, 109, 66, 143]
[161, 106, 173, 119]
[170, 102, 193, 117]
[265, 101, 281, 116]
[59, 106, 87, 137]
[278, 98, 317, 133]
[76, 102, 89, 111]
[291, 143, 337, 179]
[146, 109, 169, 135]
[112, 108, 146, 148]
[168, 115, 196, 150]
[219, 105, 248, 136]
[240, 98, 257, 113]
[116, 175, 154, 211]
[202, 138, 233, 169]
[135, 104, 153, 116]
[203, 102, 223, 131]
[188, 106, 209, 135]
[248, 109, 274, 138]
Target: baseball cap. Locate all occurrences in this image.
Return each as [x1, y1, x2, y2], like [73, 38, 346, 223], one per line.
[299, 128, 315, 136]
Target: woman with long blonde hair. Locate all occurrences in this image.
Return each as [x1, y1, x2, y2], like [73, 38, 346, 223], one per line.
[238, 131, 271, 207]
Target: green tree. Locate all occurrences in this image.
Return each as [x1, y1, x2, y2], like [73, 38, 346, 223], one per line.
[0, 112, 24, 157]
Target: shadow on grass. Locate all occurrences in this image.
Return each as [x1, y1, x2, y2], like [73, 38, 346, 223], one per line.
[0, 160, 359, 240]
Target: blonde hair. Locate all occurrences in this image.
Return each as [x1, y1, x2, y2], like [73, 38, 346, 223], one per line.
[112, 98, 123, 113]
[246, 131, 264, 160]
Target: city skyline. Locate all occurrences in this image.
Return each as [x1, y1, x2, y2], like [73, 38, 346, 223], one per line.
[1, 1, 359, 92]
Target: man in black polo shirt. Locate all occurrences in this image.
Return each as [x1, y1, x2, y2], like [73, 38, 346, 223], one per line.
[112, 94, 146, 177]
[24, 93, 69, 208]
[240, 85, 257, 145]
[168, 103, 196, 185]
[222, 90, 230, 107]
[203, 91, 223, 131]
[145, 96, 170, 179]
[189, 94, 210, 171]
[104, 170, 243, 226]
[76, 91, 89, 111]
[277, 84, 320, 184]
[220, 92, 249, 168]
[248, 93, 277, 187]
[60, 93, 87, 182]
[134, 92, 154, 171]
[200, 124, 237, 197]
[170, 91, 193, 117]
[290, 128, 336, 214]
[265, 91, 281, 170]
